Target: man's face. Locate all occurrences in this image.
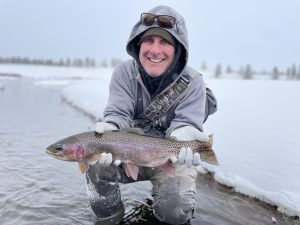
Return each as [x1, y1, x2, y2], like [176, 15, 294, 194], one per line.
[139, 35, 175, 77]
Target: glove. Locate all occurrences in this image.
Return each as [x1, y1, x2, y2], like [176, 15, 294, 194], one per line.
[170, 126, 208, 142]
[88, 152, 121, 167]
[92, 122, 121, 166]
[169, 126, 208, 167]
[94, 121, 118, 134]
[169, 147, 201, 168]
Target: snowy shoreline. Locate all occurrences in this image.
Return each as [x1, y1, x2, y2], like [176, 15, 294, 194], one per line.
[1, 64, 300, 218]
[61, 78, 300, 217]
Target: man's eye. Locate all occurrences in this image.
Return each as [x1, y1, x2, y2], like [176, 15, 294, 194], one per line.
[160, 39, 170, 45]
[143, 37, 154, 44]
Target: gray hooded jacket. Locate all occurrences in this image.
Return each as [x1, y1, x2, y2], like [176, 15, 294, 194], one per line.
[103, 5, 216, 137]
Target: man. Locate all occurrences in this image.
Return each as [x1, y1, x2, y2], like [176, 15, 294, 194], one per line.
[86, 5, 217, 224]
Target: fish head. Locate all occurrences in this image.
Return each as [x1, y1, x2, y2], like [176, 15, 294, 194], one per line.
[46, 135, 85, 161]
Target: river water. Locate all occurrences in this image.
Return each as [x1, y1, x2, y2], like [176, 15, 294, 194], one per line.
[0, 79, 167, 225]
[0, 78, 299, 225]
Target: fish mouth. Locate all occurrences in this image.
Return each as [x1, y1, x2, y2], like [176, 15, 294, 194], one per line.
[46, 148, 74, 161]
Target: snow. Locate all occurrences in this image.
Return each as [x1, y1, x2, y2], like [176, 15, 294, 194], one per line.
[1, 64, 300, 217]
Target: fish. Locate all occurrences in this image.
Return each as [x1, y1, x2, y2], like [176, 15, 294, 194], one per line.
[46, 129, 219, 180]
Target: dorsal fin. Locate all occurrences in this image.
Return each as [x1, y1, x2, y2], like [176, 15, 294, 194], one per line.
[123, 128, 145, 136]
[109, 128, 144, 135]
[167, 136, 177, 141]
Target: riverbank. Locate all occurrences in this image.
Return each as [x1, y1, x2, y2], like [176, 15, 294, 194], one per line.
[1, 64, 300, 221]
[62, 75, 300, 218]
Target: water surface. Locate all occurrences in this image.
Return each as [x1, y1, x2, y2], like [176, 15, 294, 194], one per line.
[0, 79, 298, 225]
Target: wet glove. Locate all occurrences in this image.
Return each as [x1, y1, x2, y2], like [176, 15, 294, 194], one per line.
[92, 121, 121, 166]
[169, 126, 209, 167]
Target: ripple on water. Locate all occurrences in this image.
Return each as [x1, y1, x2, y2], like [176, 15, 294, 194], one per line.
[0, 179, 91, 224]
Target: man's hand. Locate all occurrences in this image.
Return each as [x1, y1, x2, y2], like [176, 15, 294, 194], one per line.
[170, 126, 208, 142]
[170, 147, 201, 168]
[92, 122, 120, 166]
[169, 126, 208, 167]
[90, 152, 121, 167]
[94, 121, 118, 134]
[89, 152, 121, 167]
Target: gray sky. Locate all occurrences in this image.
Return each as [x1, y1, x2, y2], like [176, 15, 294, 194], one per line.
[1, 0, 299, 71]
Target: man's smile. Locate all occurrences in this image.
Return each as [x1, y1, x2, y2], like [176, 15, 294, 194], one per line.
[148, 57, 165, 63]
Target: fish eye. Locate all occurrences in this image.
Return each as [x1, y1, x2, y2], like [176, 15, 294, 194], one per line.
[55, 144, 63, 151]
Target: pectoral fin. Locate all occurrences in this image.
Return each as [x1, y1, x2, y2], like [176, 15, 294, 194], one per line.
[123, 163, 139, 180]
[78, 162, 89, 173]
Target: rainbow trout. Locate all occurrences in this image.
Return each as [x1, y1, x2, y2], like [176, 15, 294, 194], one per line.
[46, 129, 219, 180]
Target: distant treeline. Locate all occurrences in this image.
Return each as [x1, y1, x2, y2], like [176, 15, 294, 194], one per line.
[1, 56, 300, 80]
[201, 61, 300, 80]
[0, 57, 122, 68]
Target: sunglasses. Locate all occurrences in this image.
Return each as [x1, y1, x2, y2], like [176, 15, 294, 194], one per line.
[140, 13, 176, 28]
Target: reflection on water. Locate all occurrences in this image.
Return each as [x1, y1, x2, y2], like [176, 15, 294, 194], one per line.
[0, 79, 299, 225]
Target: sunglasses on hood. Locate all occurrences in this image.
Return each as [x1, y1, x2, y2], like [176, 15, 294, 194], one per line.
[140, 13, 176, 28]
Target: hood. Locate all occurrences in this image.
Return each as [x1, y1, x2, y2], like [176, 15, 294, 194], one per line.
[126, 5, 189, 63]
[126, 5, 189, 96]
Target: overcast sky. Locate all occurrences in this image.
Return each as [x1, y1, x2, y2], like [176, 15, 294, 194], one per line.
[1, 0, 299, 71]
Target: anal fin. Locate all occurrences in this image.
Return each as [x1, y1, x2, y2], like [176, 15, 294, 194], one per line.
[157, 161, 175, 177]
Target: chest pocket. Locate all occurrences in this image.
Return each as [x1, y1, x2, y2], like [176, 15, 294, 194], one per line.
[133, 74, 191, 131]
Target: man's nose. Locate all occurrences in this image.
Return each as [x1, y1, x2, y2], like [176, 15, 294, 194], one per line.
[149, 41, 162, 54]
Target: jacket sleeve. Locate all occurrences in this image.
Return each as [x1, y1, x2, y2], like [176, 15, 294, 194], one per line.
[204, 86, 217, 122]
[103, 61, 136, 129]
[166, 74, 206, 136]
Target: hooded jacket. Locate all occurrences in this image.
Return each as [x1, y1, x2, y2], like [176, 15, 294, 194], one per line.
[103, 5, 209, 137]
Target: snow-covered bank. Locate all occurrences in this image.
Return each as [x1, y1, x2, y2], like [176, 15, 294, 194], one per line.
[0, 83, 4, 91]
[0, 64, 114, 80]
[61, 80, 110, 121]
[1, 64, 300, 217]
[203, 79, 300, 216]
[62, 78, 300, 217]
